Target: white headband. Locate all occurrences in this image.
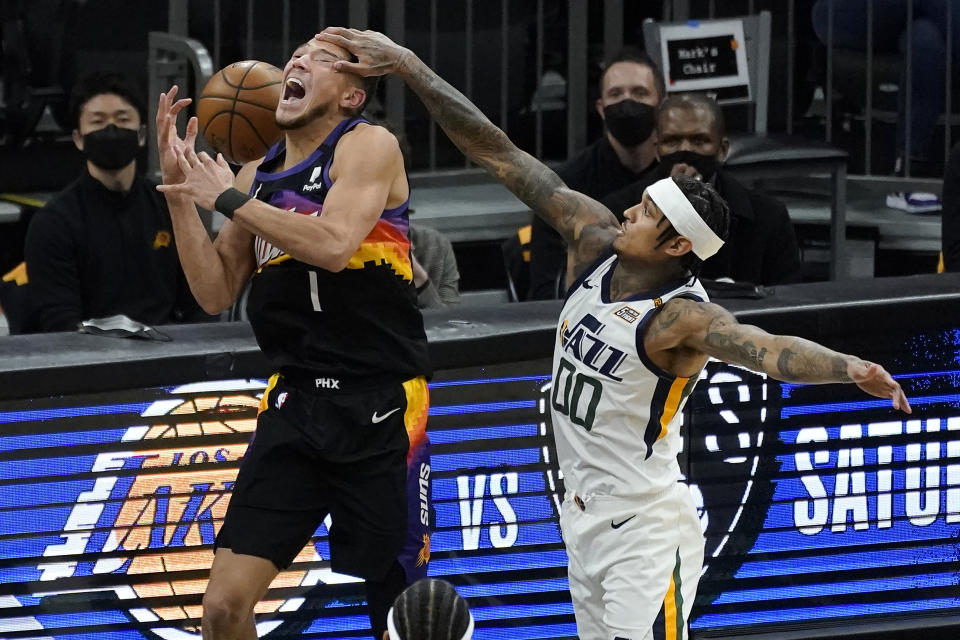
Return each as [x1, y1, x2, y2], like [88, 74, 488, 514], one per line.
[645, 177, 724, 260]
[386, 606, 475, 640]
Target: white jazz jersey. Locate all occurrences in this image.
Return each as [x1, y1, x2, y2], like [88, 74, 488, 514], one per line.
[551, 252, 709, 500]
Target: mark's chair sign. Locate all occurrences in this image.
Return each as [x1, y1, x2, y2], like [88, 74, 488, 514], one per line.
[659, 19, 751, 101]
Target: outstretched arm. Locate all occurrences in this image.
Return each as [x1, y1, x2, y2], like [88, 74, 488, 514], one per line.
[645, 298, 912, 413]
[316, 27, 620, 276]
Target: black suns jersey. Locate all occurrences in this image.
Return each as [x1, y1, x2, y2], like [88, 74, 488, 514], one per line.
[245, 117, 431, 385]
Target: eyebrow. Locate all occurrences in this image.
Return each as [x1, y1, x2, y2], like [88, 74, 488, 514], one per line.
[85, 108, 134, 118]
[311, 48, 349, 61]
[291, 45, 348, 62]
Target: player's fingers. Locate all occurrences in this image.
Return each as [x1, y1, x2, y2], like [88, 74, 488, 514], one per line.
[175, 147, 193, 172]
[169, 98, 193, 117]
[316, 33, 354, 52]
[183, 143, 200, 167]
[169, 85, 179, 101]
[197, 151, 213, 165]
[156, 183, 186, 194]
[316, 27, 355, 40]
[184, 117, 198, 147]
[157, 113, 169, 143]
[216, 153, 230, 170]
[332, 60, 369, 75]
[897, 388, 912, 414]
[166, 122, 180, 146]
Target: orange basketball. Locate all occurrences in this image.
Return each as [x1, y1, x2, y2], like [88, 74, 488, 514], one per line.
[196, 60, 283, 165]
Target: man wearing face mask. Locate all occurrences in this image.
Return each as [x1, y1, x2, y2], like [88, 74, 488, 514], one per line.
[526, 48, 663, 300]
[24, 71, 205, 332]
[602, 93, 802, 286]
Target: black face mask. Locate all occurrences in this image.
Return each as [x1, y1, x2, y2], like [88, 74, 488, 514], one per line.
[659, 149, 721, 182]
[602, 100, 657, 147]
[81, 124, 141, 171]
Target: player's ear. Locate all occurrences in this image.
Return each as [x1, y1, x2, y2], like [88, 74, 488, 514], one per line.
[342, 87, 366, 112]
[665, 235, 693, 257]
[137, 124, 147, 147]
[72, 129, 84, 151]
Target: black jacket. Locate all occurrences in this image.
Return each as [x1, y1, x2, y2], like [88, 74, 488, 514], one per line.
[24, 170, 206, 332]
[602, 170, 802, 286]
[526, 137, 657, 299]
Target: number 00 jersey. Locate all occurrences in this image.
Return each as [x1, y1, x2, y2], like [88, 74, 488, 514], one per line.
[551, 251, 708, 499]
[244, 117, 431, 384]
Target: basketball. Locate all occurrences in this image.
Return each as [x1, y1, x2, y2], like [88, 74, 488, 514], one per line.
[196, 60, 283, 165]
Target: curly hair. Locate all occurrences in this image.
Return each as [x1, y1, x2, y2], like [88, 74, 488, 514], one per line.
[653, 174, 731, 278]
[387, 579, 473, 640]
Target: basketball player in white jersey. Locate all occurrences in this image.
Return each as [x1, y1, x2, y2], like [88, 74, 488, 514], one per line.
[316, 28, 912, 640]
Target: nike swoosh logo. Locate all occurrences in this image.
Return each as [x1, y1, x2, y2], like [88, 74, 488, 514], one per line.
[611, 515, 636, 529]
[371, 407, 401, 424]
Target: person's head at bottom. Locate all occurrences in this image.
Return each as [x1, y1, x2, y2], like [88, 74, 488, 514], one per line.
[383, 578, 474, 640]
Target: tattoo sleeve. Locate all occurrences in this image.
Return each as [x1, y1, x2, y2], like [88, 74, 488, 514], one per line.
[701, 307, 853, 383]
[398, 54, 617, 248]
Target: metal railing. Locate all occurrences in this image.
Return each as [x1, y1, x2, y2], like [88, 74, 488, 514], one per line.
[155, 0, 956, 179]
[685, 0, 956, 178]
[159, 0, 635, 173]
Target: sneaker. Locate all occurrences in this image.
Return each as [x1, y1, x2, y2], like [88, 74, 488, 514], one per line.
[885, 191, 942, 214]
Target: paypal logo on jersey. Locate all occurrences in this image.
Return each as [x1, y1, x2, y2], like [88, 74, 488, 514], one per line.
[302, 166, 326, 192]
[561, 313, 627, 381]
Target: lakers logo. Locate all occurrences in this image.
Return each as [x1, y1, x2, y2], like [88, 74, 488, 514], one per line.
[42, 380, 361, 639]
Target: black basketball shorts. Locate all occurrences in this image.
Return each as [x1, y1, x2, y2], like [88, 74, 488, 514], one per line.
[215, 372, 432, 582]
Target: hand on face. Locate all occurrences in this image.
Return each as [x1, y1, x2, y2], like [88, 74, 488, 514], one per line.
[313, 27, 410, 77]
[155, 146, 235, 211]
[156, 85, 198, 186]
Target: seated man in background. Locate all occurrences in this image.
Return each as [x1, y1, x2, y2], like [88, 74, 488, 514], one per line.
[409, 224, 460, 308]
[527, 48, 663, 299]
[24, 71, 206, 332]
[603, 93, 802, 287]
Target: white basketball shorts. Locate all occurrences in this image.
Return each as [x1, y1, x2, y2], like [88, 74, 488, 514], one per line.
[559, 482, 705, 640]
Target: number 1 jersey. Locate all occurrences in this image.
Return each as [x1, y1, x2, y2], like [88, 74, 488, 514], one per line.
[551, 251, 708, 500]
[245, 118, 431, 384]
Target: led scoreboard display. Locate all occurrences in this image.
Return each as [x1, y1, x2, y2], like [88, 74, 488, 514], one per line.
[1, 328, 958, 639]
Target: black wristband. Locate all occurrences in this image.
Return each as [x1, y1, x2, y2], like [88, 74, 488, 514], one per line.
[416, 278, 431, 294]
[214, 187, 252, 220]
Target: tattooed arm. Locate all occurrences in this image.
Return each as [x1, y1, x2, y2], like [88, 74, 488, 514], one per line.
[316, 27, 620, 275]
[644, 298, 912, 413]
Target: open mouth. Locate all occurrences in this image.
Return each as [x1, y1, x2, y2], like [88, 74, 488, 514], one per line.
[282, 78, 306, 103]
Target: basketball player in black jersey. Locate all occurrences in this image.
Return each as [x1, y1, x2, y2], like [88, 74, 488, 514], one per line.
[155, 38, 431, 640]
